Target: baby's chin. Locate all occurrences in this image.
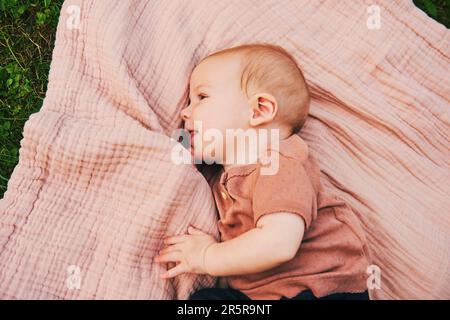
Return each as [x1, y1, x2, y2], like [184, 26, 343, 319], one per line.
[192, 147, 225, 166]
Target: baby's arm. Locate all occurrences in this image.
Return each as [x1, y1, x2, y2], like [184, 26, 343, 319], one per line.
[204, 212, 305, 277]
[155, 212, 305, 278]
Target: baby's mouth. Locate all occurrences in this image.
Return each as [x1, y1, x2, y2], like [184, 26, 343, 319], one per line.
[189, 130, 198, 149]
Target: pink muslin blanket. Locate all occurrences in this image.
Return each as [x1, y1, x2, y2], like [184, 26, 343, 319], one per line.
[0, 0, 449, 299]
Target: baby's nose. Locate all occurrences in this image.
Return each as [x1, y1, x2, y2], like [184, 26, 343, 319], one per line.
[181, 105, 191, 121]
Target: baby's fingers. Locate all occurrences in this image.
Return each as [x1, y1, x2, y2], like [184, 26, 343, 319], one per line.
[159, 245, 179, 256]
[155, 251, 181, 264]
[161, 263, 188, 279]
[187, 225, 206, 235]
[164, 235, 189, 245]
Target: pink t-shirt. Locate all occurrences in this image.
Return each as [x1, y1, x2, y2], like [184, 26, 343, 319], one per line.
[210, 134, 371, 299]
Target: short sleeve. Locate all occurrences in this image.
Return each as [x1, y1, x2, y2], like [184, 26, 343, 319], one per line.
[252, 156, 318, 230]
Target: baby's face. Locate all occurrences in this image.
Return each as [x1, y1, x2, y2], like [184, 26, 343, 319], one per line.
[181, 55, 251, 164]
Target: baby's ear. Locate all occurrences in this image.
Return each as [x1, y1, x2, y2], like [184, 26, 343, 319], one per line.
[248, 93, 278, 127]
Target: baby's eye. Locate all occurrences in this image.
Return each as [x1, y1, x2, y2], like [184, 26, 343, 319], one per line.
[198, 94, 208, 100]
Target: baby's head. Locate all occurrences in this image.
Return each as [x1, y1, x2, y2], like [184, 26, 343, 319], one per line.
[181, 43, 310, 165]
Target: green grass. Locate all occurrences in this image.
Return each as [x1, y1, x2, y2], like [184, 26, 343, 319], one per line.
[414, 0, 450, 27]
[0, 0, 449, 198]
[1, 0, 62, 198]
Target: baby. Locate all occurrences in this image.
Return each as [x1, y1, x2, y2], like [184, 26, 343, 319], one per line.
[155, 43, 371, 300]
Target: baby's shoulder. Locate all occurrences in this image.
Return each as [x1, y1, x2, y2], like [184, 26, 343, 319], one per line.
[255, 146, 320, 183]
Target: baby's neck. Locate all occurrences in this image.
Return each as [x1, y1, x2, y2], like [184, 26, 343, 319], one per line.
[222, 129, 292, 171]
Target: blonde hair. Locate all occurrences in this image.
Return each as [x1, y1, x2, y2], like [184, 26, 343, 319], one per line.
[204, 43, 310, 134]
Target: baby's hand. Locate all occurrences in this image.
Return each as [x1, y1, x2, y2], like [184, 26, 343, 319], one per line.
[155, 226, 217, 279]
